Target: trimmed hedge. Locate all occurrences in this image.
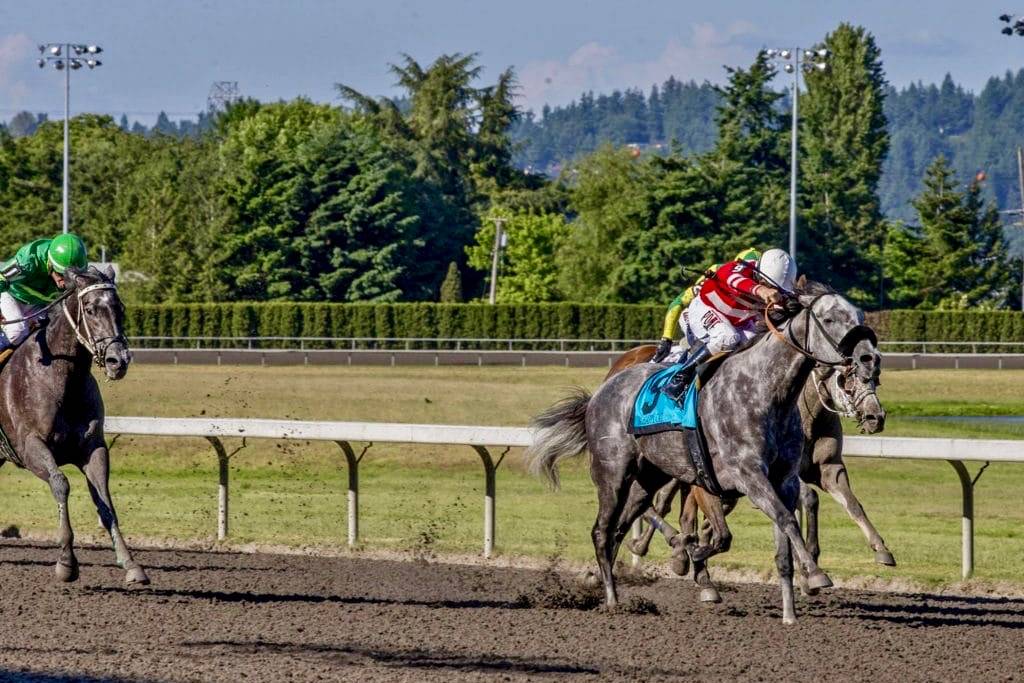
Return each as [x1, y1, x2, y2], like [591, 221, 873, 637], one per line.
[124, 303, 665, 349]
[123, 304, 1024, 351]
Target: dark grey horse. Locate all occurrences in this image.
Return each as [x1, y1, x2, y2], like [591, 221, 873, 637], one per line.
[526, 281, 878, 623]
[0, 266, 148, 585]
[629, 356, 888, 601]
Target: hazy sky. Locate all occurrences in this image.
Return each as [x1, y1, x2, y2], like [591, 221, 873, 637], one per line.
[1, 0, 1021, 124]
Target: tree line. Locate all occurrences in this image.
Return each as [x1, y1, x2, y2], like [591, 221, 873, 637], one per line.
[0, 24, 1013, 311]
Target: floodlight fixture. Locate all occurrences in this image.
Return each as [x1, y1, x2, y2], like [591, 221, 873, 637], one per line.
[36, 41, 107, 234]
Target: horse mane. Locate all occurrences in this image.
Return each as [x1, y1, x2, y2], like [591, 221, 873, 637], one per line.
[729, 278, 836, 357]
[64, 265, 114, 290]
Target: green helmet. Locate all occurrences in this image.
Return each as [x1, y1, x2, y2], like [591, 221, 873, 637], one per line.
[734, 247, 761, 264]
[48, 233, 88, 274]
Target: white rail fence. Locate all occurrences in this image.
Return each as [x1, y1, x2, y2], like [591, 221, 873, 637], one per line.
[104, 417, 1022, 579]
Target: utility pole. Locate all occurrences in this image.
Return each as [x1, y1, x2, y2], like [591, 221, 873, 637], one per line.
[38, 42, 104, 234]
[488, 218, 505, 305]
[1017, 147, 1024, 310]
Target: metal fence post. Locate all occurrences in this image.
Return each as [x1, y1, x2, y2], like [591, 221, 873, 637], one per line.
[206, 437, 230, 540]
[205, 437, 246, 542]
[471, 446, 508, 558]
[336, 441, 370, 547]
[947, 460, 974, 580]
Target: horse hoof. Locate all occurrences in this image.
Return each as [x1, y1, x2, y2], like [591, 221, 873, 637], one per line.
[699, 587, 722, 603]
[126, 566, 150, 586]
[55, 561, 79, 583]
[626, 539, 648, 557]
[800, 584, 820, 597]
[806, 570, 833, 591]
[874, 550, 896, 567]
[579, 571, 601, 588]
[669, 554, 689, 577]
[782, 615, 797, 625]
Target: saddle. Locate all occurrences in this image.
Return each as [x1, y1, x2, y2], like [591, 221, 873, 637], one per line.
[629, 353, 729, 495]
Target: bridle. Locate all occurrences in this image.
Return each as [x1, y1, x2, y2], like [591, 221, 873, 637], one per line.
[811, 365, 878, 422]
[764, 293, 876, 368]
[61, 281, 127, 367]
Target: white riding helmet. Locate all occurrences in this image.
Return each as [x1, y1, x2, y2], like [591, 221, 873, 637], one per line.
[758, 248, 797, 292]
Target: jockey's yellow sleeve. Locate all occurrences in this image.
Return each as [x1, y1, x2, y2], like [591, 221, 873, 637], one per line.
[660, 262, 721, 339]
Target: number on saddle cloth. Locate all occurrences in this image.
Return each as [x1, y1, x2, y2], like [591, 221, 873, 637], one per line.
[629, 364, 700, 435]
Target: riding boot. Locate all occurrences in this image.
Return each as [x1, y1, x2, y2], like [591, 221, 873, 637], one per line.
[661, 343, 711, 404]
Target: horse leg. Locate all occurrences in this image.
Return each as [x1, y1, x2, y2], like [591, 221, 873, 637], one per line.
[592, 466, 666, 608]
[797, 483, 821, 596]
[80, 445, 150, 585]
[774, 522, 797, 624]
[23, 437, 77, 582]
[742, 472, 832, 595]
[686, 488, 734, 603]
[667, 485, 699, 576]
[819, 461, 895, 566]
[592, 471, 632, 608]
[628, 478, 681, 556]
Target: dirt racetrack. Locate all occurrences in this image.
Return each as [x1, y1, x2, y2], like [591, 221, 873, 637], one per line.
[0, 541, 1021, 682]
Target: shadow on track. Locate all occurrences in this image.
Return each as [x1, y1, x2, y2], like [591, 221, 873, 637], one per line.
[183, 639, 603, 676]
[86, 586, 529, 611]
[830, 596, 1024, 629]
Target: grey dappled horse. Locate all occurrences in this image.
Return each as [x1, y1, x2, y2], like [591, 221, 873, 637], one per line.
[630, 357, 889, 602]
[526, 280, 878, 623]
[0, 266, 148, 585]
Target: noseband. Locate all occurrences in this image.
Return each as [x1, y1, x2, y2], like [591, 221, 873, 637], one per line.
[811, 365, 878, 423]
[61, 282, 127, 368]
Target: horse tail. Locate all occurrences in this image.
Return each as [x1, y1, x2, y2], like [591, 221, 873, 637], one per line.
[525, 388, 591, 489]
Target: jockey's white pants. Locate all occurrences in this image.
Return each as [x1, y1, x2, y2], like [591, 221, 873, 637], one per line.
[0, 292, 43, 348]
[682, 296, 759, 355]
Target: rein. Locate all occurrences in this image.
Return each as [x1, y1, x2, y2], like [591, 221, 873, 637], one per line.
[1, 289, 74, 325]
[763, 294, 852, 368]
[61, 282, 125, 368]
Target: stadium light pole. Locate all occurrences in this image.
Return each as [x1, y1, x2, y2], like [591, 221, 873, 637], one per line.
[37, 42, 104, 234]
[765, 47, 829, 262]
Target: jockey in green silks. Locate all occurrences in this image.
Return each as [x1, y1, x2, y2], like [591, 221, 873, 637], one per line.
[0, 233, 89, 352]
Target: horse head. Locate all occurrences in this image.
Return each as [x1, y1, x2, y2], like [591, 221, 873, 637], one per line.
[64, 265, 131, 381]
[793, 277, 885, 434]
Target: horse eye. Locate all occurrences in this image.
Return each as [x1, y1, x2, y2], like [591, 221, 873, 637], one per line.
[823, 318, 834, 324]
[859, 354, 873, 364]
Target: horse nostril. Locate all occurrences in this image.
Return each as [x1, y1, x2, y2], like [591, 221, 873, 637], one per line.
[105, 356, 120, 367]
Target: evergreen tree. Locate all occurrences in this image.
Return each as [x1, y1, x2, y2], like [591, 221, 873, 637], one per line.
[295, 120, 422, 302]
[8, 111, 41, 138]
[784, 24, 888, 302]
[439, 262, 463, 302]
[885, 157, 1012, 308]
[119, 114, 130, 131]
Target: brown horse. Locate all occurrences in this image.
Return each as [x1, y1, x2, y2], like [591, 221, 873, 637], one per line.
[607, 339, 892, 599]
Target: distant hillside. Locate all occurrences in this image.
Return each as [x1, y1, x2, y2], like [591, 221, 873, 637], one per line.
[510, 70, 1024, 227]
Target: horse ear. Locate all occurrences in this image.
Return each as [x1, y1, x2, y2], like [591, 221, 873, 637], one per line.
[796, 274, 807, 289]
[102, 263, 116, 282]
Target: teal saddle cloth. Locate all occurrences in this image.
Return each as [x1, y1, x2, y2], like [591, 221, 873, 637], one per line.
[629, 364, 699, 435]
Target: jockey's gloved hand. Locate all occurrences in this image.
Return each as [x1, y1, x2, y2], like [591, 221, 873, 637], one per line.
[652, 337, 673, 363]
[783, 296, 803, 315]
[757, 286, 784, 306]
